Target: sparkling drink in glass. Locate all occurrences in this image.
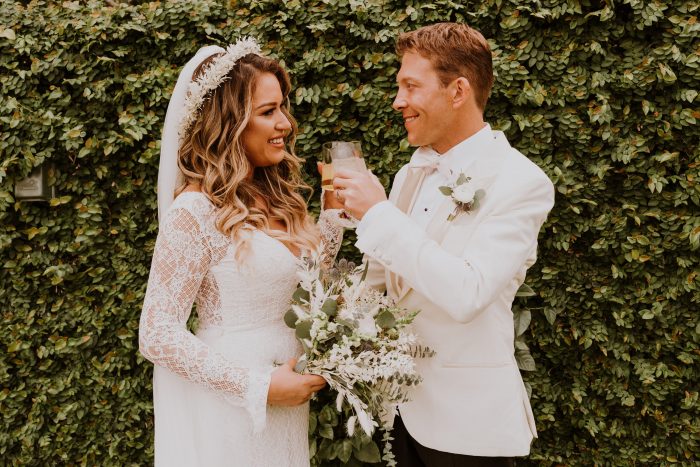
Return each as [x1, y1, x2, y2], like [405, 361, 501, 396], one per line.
[321, 141, 365, 191]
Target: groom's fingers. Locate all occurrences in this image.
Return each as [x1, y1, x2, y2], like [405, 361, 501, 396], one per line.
[332, 168, 386, 220]
[332, 169, 358, 189]
[369, 171, 383, 188]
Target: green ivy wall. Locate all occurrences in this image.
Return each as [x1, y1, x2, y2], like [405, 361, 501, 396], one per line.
[1, 0, 698, 465]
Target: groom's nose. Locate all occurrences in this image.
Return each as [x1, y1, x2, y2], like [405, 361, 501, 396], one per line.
[392, 92, 406, 111]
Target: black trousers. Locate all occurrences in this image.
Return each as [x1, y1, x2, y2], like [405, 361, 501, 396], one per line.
[393, 416, 516, 467]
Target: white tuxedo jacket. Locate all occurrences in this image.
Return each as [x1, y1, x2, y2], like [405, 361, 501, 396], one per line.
[355, 130, 554, 456]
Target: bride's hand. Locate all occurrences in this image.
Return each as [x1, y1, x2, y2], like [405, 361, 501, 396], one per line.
[267, 359, 326, 406]
[318, 162, 345, 210]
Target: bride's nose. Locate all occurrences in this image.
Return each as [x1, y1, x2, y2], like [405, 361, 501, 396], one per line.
[276, 114, 292, 131]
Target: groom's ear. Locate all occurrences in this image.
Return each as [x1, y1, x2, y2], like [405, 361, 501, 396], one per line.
[450, 77, 471, 109]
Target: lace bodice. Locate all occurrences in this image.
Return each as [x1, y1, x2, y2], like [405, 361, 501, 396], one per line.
[139, 192, 343, 432]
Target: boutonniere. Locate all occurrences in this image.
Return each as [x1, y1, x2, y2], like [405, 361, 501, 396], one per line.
[439, 173, 485, 221]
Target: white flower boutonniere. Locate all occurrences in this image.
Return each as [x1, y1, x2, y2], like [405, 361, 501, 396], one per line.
[439, 173, 485, 221]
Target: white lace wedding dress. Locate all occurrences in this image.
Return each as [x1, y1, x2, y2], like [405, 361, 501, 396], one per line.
[139, 192, 343, 466]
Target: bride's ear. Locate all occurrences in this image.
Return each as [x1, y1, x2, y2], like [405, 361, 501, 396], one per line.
[451, 77, 471, 109]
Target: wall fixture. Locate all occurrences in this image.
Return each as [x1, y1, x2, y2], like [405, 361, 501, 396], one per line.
[14, 165, 55, 201]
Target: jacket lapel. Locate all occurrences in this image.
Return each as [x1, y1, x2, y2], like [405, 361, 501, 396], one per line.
[387, 167, 426, 300]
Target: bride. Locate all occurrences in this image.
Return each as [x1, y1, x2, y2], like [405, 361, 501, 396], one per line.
[139, 39, 343, 466]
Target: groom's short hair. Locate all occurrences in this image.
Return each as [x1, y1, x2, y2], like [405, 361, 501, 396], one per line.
[396, 22, 494, 111]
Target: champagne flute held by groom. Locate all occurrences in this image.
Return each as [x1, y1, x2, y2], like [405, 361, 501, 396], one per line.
[333, 23, 555, 467]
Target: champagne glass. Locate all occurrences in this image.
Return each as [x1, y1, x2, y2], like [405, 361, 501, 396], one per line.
[321, 141, 366, 191]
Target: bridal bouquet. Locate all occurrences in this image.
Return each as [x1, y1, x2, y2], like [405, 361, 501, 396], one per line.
[285, 251, 433, 465]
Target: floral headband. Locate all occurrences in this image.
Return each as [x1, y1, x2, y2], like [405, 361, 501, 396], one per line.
[177, 37, 262, 141]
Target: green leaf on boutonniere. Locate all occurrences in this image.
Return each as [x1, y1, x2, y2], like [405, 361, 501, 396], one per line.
[456, 173, 468, 185]
[471, 188, 486, 210]
[439, 186, 453, 196]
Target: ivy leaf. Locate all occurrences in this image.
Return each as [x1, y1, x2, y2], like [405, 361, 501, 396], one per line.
[319, 424, 334, 440]
[0, 28, 16, 40]
[544, 308, 558, 325]
[516, 348, 536, 371]
[319, 404, 338, 426]
[353, 440, 381, 463]
[516, 283, 536, 297]
[514, 308, 531, 337]
[337, 439, 353, 463]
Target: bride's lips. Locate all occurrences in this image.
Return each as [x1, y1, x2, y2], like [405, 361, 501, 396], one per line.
[268, 136, 285, 148]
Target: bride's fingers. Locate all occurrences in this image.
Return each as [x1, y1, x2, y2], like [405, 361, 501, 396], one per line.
[309, 381, 326, 391]
[310, 382, 327, 392]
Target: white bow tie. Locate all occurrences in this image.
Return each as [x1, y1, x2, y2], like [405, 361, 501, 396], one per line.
[408, 147, 452, 179]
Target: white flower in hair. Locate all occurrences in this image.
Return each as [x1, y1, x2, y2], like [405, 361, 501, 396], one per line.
[178, 37, 262, 141]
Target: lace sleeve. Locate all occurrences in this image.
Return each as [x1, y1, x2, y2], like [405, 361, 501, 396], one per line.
[316, 209, 345, 270]
[139, 204, 272, 432]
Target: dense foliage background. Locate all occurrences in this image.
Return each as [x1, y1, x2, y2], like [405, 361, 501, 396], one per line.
[1, 0, 698, 465]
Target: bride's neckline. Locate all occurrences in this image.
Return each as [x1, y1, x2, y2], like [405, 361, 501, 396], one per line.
[176, 191, 301, 260]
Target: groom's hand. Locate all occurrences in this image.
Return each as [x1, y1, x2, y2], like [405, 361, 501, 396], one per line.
[333, 168, 387, 220]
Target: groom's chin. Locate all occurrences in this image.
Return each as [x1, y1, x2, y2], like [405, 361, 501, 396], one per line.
[405, 133, 421, 147]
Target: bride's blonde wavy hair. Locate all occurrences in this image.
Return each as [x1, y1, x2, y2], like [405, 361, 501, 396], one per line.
[176, 53, 319, 260]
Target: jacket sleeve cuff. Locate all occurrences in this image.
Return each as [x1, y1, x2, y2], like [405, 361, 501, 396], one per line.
[356, 202, 420, 262]
[356, 201, 394, 237]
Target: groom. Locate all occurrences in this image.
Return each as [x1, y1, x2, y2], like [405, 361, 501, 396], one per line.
[333, 23, 554, 466]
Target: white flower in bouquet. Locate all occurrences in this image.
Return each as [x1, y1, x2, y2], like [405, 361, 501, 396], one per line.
[356, 315, 379, 338]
